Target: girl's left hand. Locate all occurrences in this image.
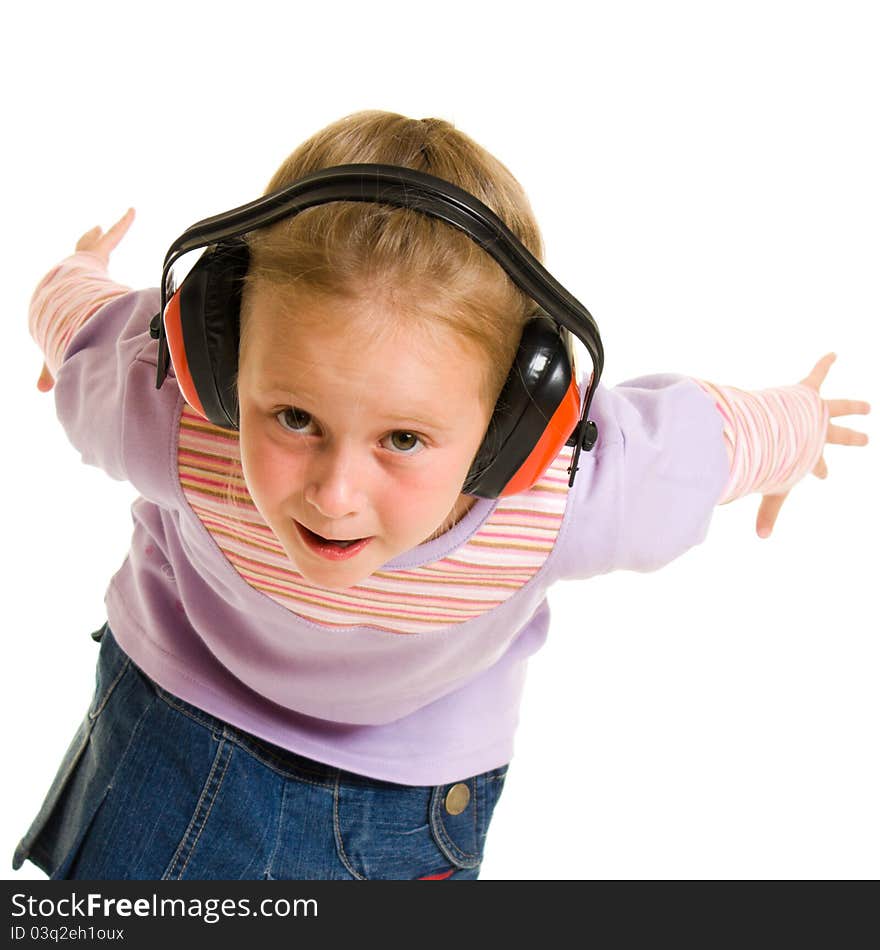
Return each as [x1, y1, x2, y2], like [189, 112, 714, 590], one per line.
[756, 353, 871, 538]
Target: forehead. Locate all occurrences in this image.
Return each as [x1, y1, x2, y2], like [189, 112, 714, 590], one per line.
[239, 287, 491, 418]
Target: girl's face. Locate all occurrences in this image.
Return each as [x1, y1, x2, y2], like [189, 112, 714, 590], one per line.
[236, 288, 495, 590]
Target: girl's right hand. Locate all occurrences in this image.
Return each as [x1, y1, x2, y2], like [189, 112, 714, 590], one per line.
[36, 208, 136, 393]
[74, 207, 136, 265]
[37, 363, 54, 392]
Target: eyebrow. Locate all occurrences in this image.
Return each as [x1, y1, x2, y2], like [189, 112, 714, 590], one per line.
[260, 386, 453, 433]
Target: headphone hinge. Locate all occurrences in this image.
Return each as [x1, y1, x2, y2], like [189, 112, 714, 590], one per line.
[565, 419, 598, 451]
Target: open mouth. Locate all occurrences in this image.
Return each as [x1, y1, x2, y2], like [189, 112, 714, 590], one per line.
[301, 525, 364, 547]
[294, 521, 374, 560]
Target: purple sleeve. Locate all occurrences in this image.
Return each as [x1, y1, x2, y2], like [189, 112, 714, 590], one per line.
[52, 287, 182, 506]
[551, 373, 730, 579]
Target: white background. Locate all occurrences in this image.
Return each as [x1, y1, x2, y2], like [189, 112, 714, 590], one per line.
[2, 0, 877, 881]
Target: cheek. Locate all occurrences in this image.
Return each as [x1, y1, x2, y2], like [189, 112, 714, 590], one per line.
[379, 456, 469, 520]
[240, 433, 301, 510]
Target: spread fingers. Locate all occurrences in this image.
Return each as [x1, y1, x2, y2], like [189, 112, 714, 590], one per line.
[827, 423, 869, 446]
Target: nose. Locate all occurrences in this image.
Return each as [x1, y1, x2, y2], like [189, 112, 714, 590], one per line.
[302, 442, 367, 520]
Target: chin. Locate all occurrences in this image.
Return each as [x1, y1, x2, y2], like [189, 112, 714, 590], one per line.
[301, 566, 369, 591]
[281, 545, 371, 591]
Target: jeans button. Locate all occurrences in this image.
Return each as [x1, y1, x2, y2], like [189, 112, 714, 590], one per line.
[444, 783, 470, 815]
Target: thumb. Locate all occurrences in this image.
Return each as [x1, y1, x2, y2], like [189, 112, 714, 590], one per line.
[37, 362, 55, 392]
[756, 491, 788, 538]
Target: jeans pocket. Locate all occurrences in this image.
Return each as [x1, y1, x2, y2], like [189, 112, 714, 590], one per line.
[428, 765, 508, 874]
[334, 765, 508, 880]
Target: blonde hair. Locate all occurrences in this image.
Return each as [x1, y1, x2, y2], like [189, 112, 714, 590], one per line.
[225, 109, 546, 516]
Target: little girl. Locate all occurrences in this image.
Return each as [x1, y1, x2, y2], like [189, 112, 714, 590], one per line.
[13, 110, 870, 881]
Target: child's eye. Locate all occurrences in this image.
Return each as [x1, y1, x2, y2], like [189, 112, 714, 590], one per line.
[275, 409, 424, 456]
[384, 431, 424, 455]
[276, 407, 314, 433]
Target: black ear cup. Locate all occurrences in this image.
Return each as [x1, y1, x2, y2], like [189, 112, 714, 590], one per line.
[462, 315, 580, 498]
[168, 240, 250, 428]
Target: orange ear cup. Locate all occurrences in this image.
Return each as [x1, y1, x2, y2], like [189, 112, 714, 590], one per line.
[163, 291, 209, 421]
[499, 375, 582, 496]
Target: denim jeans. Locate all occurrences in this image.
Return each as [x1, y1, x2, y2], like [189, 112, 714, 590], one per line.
[13, 622, 508, 880]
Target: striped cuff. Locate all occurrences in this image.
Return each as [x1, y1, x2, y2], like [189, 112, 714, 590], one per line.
[693, 378, 829, 504]
[29, 251, 132, 377]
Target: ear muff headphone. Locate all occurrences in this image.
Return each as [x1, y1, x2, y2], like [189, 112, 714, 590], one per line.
[150, 164, 604, 499]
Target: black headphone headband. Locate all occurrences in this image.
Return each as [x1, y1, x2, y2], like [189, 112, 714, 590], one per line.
[155, 163, 604, 485]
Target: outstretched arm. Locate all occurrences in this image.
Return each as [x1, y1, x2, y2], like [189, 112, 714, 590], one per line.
[694, 354, 870, 538]
[32, 208, 136, 392]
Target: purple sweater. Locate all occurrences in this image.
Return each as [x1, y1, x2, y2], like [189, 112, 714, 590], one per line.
[49, 279, 734, 784]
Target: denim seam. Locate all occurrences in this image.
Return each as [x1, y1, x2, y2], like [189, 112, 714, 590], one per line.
[152, 688, 333, 787]
[263, 780, 287, 881]
[150, 688, 220, 733]
[162, 737, 233, 880]
[332, 775, 365, 881]
[105, 682, 158, 793]
[430, 793, 462, 867]
[227, 738, 336, 787]
[88, 658, 131, 722]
